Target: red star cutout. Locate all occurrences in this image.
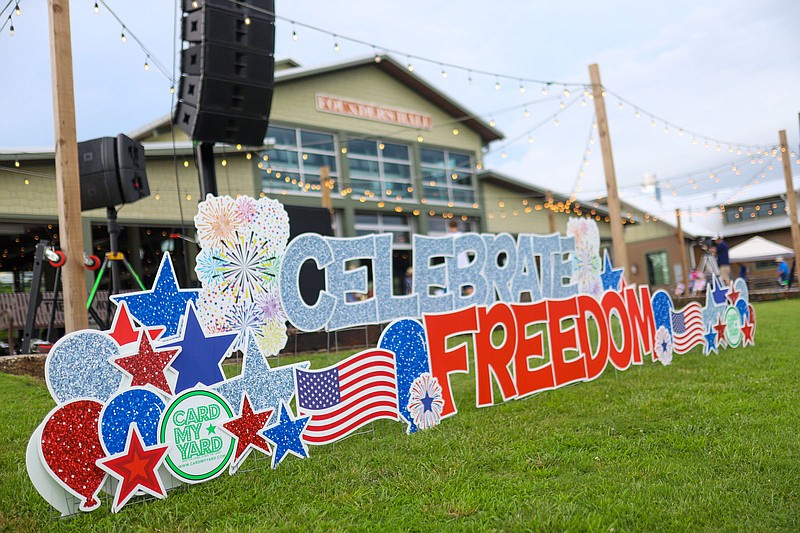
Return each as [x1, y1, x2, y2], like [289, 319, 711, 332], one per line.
[96, 426, 170, 512]
[113, 332, 179, 395]
[713, 316, 727, 348]
[727, 283, 741, 305]
[741, 320, 755, 346]
[107, 301, 166, 347]
[222, 394, 273, 471]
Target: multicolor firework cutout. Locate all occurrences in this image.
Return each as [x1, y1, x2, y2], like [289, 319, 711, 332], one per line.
[26, 194, 757, 517]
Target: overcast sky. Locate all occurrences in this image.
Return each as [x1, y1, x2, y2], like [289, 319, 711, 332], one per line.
[2, 0, 798, 217]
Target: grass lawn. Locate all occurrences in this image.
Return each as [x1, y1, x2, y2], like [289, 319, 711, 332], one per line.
[0, 300, 798, 531]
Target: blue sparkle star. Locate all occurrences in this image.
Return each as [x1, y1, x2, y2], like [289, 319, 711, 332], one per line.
[420, 391, 435, 412]
[111, 254, 199, 338]
[212, 333, 298, 416]
[704, 326, 718, 355]
[710, 276, 729, 306]
[600, 250, 624, 292]
[702, 288, 725, 330]
[161, 302, 237, 393]
[261, 402, 310, 469]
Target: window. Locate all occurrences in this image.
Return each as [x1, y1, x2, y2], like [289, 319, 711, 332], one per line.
[646, 251, 670, 286]
[725, 199, 786, 224]
[427, 217, 478, 236]
[354, 213, 414, 249]
[261, 126, 339, 195]
[347, 139, 413, 201]
[420, 148, 476, 206]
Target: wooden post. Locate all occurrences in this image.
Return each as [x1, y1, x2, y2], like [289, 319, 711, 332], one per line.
[546, 190, 557, 233]
[675, 208, 691, 290]
[589, 64, 628, 275]
[48, 0, 88, 332]
[779, 130, 800, 277]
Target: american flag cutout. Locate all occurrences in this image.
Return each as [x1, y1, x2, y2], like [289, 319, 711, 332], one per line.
[671, 302, 705, 354]
[295, 348, 399, 445]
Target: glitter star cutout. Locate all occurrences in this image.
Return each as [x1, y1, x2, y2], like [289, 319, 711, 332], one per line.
[222, 394, 273, 472]
[713, 316, 727, 348]
[741, 320, 755, 346]
[106, 301, 165, 348]
[96, 426, 170, 513]
[110, 254, 199, 338]
[727, 283, 741, 305]
[112, 332, 179, 395]
[600, 250, 624, 292]
[212, 332, 297, 416]
[704, 326, 718, 355]
[261, 402, 310, 469]
[161, 302, 237, 394]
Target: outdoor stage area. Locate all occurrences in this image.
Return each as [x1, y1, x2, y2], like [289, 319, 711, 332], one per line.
[1, 299, 797, 531]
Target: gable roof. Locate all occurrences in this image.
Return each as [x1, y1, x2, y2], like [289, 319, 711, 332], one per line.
[128, 54, 503, 144]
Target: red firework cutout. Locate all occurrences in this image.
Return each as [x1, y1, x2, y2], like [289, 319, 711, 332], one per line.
[39, 400, 107, 511]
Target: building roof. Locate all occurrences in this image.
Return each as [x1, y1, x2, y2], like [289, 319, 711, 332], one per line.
[126, 54, 503, 145]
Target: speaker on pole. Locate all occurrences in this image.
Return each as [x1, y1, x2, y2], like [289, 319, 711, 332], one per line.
[78, 134, 150, 211]
[174, 0, 275, 146]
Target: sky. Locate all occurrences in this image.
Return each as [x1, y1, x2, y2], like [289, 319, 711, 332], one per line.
[1, 0, 798, 221]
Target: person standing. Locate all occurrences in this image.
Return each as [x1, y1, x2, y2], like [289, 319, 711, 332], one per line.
[776, 257, 790, 288]
[714, 236, 731, 285]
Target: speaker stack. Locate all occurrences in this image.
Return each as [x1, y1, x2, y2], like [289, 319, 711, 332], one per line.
[174, 0, 276, 147]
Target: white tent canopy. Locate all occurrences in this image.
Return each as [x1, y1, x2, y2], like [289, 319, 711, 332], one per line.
[728, 236, 795, 263]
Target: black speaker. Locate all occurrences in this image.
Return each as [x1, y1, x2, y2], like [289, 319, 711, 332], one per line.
[174, 0, 275, 146]
[78, 134, 150, 211]
[285, 206, 334, 307]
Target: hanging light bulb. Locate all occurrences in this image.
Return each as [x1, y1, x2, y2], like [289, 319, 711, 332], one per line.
[467, 70, 473, 85]
[244, 16, 251, 25]
[333, 35, 340, 52]
[562, 87, 570, 97]
[559, 101, 566, 109]
[650, 119, 657, 127]
[94, 1, 99, 13]
[523, 108, 530, 118]
[8, 21, 14, 37]
[441, 65, 447, 78]
[634, 110, 641, 119]
[292, 25, 298, 40]
[15, 3, 21, 16]
[495, 78, 501, 90]
[489, 118, 496, 127]
[121, 29, 127, 42]
[554, 118, 560, 127]
[617, 102, 624, 110]
[144, 57, 150, 71]
[407, 57, 414, 72]
[518, 80, 526, 93]
[541, 84, 549, 96]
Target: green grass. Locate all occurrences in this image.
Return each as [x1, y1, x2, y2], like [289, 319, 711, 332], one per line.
[1, 300, 798, 531]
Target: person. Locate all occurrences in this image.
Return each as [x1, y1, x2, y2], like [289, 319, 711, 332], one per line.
[404, 267, 413, 295]
[776, 257, 790, 288]
[714, 236, 730, 285]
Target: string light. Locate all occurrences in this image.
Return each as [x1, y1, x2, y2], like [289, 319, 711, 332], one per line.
[94, 2, 99, 13]
[291, 23, 298, 40]
[495, 77, 501, 90]
[441, 65, 447, 78]
[333, 35, 340, 52]
[518, 81, 526, 93]
[144, 57, 149, 71]
[244, 16, 251, 25]
[121, 28, 126, 43]
[8, 17, 14, 36]
[14, 3, 21, 16]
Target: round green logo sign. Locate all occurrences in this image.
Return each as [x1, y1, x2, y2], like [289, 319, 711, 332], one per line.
[160, 389, 235, 483]
[724, 307, 742, 348]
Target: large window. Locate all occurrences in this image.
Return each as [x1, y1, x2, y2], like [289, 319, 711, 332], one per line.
[347, 139, 413, 201]
[261, 126, 339, 195]
[354, 213, 414, 249]
[725, 198, 786, 224]
[646, 251, 670, 286]
[420, 148, 476, 206]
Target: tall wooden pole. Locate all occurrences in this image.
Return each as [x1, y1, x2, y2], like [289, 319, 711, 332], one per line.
[589, 64, 628, 275]
[779, 130, 800, 275]
[675, 208, 691, 290]
[48, 0, 88, 332]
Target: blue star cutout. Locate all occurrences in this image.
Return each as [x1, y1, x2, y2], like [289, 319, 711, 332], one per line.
[261, 402, 310, 469]
[212, 332, 299, 417]
[161, 302, 237, 393]
[704, 326, 718, 355]
[600, 250, 624, 292]
[111, 254, 199, 338]
[420, 391, 435, 413]
[710, 276, 729, 306]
